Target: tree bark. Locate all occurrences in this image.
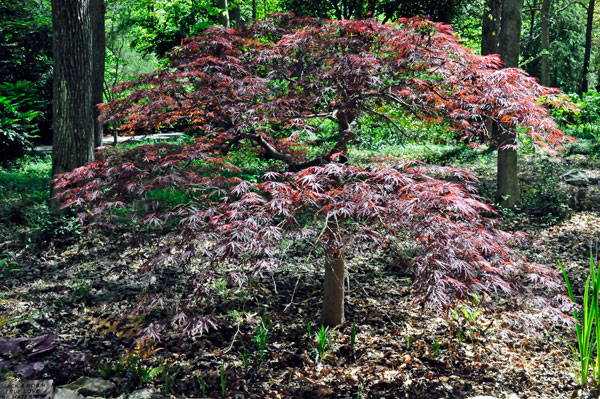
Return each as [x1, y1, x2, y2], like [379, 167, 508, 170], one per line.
[91, 0, 105, 148]
[51, 0, 94, 178]
[497, 0, 523, 208]
[481, 0, 502, 148]
[252, 0, 257, 19]
[230, 3, 241, 27]
[581, 0, 595, 93]
[322, 250, 345, 326]
[322, 217, 345, 326]
[540, 0, 550, 86]
[481, 0, 502, 55]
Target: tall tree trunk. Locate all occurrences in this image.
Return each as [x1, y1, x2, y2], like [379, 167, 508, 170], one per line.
[230, 3, 241, 27]
[91, 0, 105, 148]
[581, 0, 595, 93]
[525, 0, 537, 56]
[217, 0, 230, 27]
[252, 0, 257, 19]
[51, 0, 94, 178]
[322, 220, 345, 327]
[482, 0, 502, 55]
[497, 0, 523, 208]
[482, 0, 502, 148]
[540, 0, 551, 86]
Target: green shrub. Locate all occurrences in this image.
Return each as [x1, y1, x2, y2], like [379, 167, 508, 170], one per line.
[0, 82, 44, 163]
[520, 162, 572, 220]
[553, 90, 600, 141]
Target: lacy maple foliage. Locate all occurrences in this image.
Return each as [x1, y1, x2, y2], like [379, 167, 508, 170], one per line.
[53, 15, 572, 339]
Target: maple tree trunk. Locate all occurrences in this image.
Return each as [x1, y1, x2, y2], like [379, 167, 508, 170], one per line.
[91, 0, 105, 148]
[51, 0, 94, 178]
[497, 0, 523, 208]
[540, 0, 550, 86]
[581, 0, 595, 93]
[322, 242, 345, 327]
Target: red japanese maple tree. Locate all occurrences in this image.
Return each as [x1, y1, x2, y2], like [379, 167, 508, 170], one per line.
[53, 14, 570, 336]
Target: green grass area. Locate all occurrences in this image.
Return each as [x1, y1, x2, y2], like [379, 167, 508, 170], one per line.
[0, 154, 83, 246]
[0, 154, 51, 204]
[0, 154, 52, 229]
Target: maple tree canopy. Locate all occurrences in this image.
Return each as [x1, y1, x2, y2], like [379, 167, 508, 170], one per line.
[53, 15, 571, 339]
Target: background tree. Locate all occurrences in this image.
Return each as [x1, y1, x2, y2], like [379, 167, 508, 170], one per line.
[581, 0, 596, 93]
[54, 15, 569, 331]
[91, 0, 106, 147]
[481, 0, 501, 56]
[541, 0, 551, 86]
[51, 0, 94, 176]
[0, 0, 52, 161]
[497, 0, 524, 208]
[281, 0, 463, 22]
[521, 0, 587, 93]
[217, 0, 230, 27]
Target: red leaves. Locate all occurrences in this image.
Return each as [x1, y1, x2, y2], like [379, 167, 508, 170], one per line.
[48, 14, 572, 338]
[100, 14, 570, 162]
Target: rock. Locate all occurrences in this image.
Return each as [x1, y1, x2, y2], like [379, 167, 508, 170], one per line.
[561, 169, 590, 186]
[61, 377, 116, 397]
[53, 388, 84, 399]
[127, 389, 160, 399]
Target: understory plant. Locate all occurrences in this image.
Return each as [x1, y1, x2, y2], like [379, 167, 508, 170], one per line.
[99, 354, 162, 392]
[54, 14, 571, 340]
[252, 317, 271, 361]
[560, 255, 600, 386]
[314, 325, 330, 363]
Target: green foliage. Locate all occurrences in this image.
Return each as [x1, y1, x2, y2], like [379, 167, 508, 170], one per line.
[450, 0, 484, 52]
[219, 361, 227, 398]
[559, 255, 600, 386]
[432, 337, 440, 356]
[0, 0, 52, 142]
[252, 317, 272, 361]
[350, 322, 357, 351]
[160, 362, 181, 395]
[72, 278, 92, 302]
[520, 162, 572, 221]
[239, 349, 250, 369]
[99, 354, 163, 393]
[0, 257, 20, 278]
[197, 377, 207, 398]
[314, 325, 330, 363]
[553, 90, 600, 141]
[0, 154, 51, 233]
[0, 82, 44, 162]
[108, 0, 228, 59]
[522, 1, 586, 93]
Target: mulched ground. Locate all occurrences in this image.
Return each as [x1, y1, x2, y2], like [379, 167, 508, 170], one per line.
[1, 153, 600, 399]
